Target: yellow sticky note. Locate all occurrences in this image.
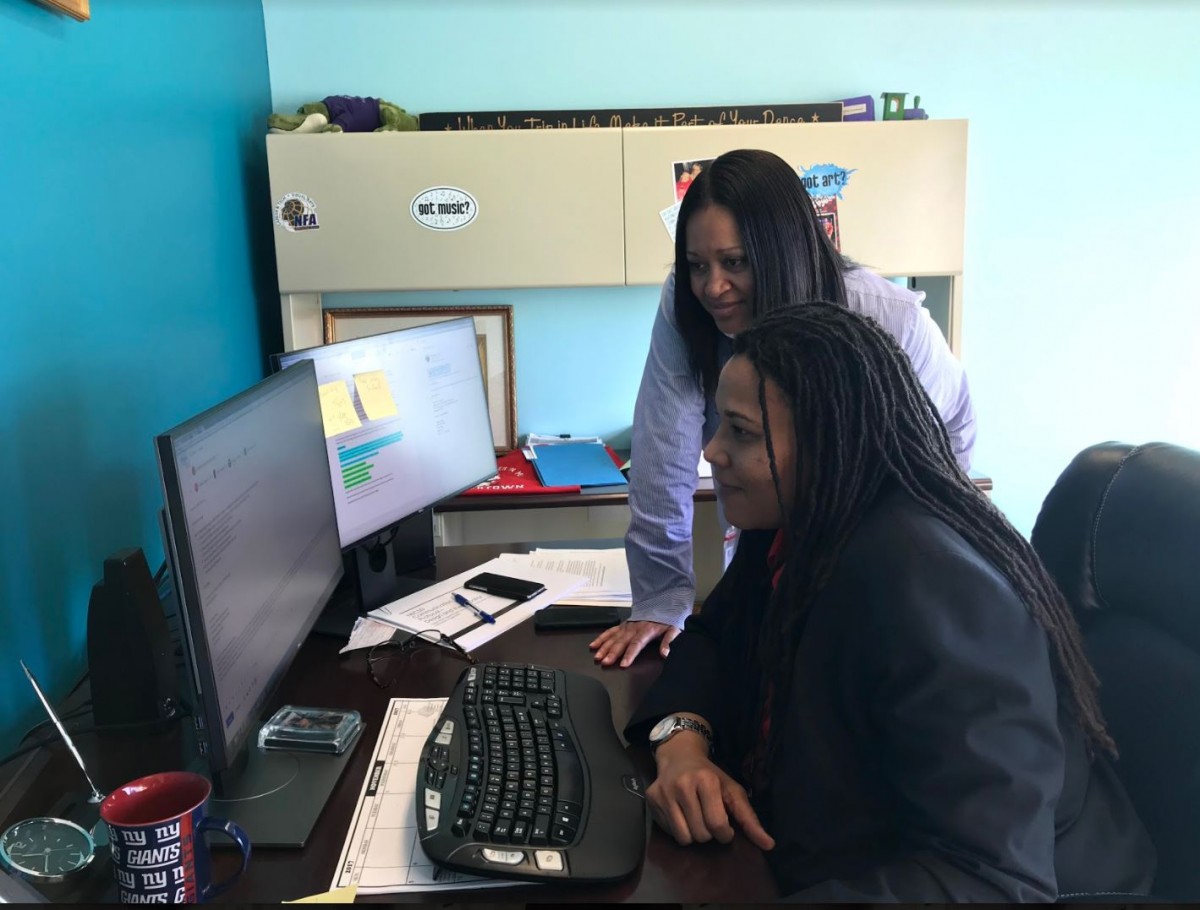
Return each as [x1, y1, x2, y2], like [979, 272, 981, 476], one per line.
[317, 380, 362, 438]
[353, 370, 398, 421]
[283, 883, 358, 903]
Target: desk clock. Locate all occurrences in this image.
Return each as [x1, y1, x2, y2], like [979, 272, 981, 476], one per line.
[0, 817, 96, 883]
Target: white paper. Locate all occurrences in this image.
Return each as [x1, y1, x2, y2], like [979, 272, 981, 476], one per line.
[697, 453, 713, 479]
[366, 557, 587, 652]
[509, 549, 632, 602]
[524, 432, 605, 447]
[340, 616, 404, 654]
[329, 698, 524, 894]
[659, 201, 681, 242]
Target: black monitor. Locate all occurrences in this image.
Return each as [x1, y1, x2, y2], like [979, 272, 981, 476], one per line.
[156, 360, 353, 847]
[271, 317, 498, 625]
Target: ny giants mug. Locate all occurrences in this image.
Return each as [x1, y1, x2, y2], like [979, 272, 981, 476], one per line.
[100, 771, 250, 903]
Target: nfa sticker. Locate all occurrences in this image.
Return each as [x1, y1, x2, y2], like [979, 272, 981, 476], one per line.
[411, 187, 478, 231]
[274, 192, 320, 232]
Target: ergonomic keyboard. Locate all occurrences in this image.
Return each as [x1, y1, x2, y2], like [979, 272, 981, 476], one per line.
[417, 662, 646, 883]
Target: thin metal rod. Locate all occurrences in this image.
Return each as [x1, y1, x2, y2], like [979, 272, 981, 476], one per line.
[20, 660, 106, 804]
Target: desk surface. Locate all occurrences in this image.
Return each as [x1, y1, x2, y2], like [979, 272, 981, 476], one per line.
[0, 543, 778, 904]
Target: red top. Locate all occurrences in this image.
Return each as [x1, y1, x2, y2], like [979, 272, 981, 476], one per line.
[744, 529, 786, 789]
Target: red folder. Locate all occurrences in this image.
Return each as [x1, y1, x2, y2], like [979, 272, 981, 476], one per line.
[462, 447, 626, 496]
[462, 449, 580, 496]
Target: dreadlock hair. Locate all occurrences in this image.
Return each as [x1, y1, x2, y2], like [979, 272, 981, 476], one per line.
[733, 303, 1116, 774]
[674, 149, 852, 401]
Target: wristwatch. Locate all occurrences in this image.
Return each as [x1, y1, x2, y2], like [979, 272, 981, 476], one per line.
[648, 715, 712, 753]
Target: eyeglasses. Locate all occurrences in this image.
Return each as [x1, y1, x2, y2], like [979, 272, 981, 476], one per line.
[367, 630, 476, 689]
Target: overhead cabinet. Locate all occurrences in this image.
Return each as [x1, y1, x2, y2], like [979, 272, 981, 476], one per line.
[266, 128, 627, 294]
[267, 120, 967, 351]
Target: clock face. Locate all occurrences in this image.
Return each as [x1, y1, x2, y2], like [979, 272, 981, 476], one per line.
[0, 817, 95, 883]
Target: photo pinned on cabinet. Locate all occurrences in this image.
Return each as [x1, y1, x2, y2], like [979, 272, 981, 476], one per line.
[672, 158, 716, 202]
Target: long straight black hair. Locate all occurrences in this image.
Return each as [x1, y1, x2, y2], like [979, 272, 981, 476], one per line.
[734, 303, 1115, 773]
[674, 149, 852, 399]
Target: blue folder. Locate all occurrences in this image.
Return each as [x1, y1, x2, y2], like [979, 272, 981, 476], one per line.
[530, 444, 628, 488]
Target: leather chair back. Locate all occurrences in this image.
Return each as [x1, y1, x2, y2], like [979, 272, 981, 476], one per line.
[1032, 441, 1200, 899]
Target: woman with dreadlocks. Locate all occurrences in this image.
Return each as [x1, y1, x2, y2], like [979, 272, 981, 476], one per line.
[593, 148, 976, 669]
[626, 304, 1154, 901]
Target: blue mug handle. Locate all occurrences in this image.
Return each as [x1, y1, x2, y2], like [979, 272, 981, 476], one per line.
[196, 816, 251, 901]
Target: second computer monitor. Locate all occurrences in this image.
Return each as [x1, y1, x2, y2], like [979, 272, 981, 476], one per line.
[156, 360, 349, 846]
[272, 317, 498, 550]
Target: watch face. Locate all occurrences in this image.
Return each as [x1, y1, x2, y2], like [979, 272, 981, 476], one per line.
[0, 817, 95, 883]
[649, 716, 677, 743]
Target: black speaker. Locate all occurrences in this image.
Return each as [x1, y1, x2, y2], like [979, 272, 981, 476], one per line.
[86, 547, 180, 728]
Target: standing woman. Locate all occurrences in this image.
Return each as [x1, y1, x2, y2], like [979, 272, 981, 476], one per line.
[591, 149, 977, 668]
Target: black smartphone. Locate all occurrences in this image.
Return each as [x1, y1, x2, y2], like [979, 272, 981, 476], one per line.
[463, 572, 547, 601]
[534, 605, 631, 631]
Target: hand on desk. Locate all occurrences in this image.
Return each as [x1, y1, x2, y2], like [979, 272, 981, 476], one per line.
[648, 733, 775, 851]
[590, 620, 680, 667]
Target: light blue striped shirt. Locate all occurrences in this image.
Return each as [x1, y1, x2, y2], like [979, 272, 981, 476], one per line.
[625, 268, 977, 628]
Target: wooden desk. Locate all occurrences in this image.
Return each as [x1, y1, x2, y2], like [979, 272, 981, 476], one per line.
[0, 544, 778, 904]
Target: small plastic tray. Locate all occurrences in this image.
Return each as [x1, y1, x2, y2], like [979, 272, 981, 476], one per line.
[258, 705, 363, 755]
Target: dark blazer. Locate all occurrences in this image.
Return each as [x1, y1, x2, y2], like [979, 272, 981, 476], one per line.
[627, 488, 1155, 901]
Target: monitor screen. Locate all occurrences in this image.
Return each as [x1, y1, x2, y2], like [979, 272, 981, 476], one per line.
[156, 361, 343, 775]
[272, 317, 498, 549]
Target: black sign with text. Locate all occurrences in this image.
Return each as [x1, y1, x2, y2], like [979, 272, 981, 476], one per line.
[419, 102, 843, 131]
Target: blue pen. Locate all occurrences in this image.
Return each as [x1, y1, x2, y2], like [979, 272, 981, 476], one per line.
[453, 592, 496, 624]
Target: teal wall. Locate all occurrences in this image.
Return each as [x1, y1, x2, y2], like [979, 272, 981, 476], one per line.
[262, 0, 1200, 535]
[0, 1, 276, 753]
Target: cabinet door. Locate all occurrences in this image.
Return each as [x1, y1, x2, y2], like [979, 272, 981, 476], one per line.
[623, 120, 967, 286]
[267, 129, 626, 292]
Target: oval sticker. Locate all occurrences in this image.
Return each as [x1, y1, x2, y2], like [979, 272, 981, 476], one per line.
[410, 187, 478, 231]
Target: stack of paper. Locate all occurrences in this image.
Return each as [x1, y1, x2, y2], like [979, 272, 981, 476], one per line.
[357, 556, 588, 653]
[496, 548, 632, 607]
[523, 432, 605, 448]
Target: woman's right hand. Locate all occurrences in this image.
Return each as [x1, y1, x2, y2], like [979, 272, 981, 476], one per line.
[590, 620, 680, 668]
[646, 734, 775, 851]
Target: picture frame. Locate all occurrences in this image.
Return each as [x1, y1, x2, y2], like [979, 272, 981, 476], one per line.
[323, 305, 517, 454]
[39, 0, 90, 21]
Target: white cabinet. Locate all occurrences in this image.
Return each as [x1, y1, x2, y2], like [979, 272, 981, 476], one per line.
[269, 120, 968, 353]
[267, 129, 626, 293]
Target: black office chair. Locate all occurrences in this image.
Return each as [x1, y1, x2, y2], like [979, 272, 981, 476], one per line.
[1032, 441, 1200, 901]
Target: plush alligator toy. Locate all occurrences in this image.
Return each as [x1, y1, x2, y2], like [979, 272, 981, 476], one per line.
[268, 95, 418, 133]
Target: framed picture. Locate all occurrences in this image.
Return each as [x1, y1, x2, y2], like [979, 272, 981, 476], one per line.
[323, 305, 517, 453]
[39, 0, 90, 20]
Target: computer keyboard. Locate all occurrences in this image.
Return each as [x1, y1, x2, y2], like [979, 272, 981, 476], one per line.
[417, 662, 647, 883]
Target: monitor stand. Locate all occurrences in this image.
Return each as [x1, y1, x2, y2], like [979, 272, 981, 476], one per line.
[313, 509, 438, 638]
[198, 721, 364, 849]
